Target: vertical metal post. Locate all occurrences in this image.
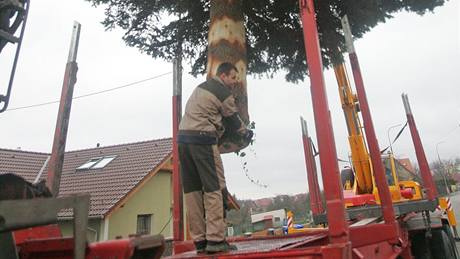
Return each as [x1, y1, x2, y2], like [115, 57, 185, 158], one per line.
[341, 15, 397, 226]
[403, 94, 437, 200]
[172, 58, 184, 241]
[300, 117, 324, 216]
[299, 0, 349, 245]
[46, 21, 81, 196]
[73, 194, 90, 259]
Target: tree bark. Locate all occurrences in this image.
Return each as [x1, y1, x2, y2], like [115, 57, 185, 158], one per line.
[207, 0, 249, 153]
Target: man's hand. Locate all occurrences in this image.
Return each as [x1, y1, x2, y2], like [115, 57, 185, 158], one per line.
[243, 129, 254, 142]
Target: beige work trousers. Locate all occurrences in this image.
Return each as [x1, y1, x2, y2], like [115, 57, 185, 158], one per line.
[179, 143, 227, 242]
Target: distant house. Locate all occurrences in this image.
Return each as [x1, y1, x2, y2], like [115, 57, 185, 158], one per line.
[251, 209, 286, 232]
[396, 158, 422, 183]
[0, 138, 174, 241]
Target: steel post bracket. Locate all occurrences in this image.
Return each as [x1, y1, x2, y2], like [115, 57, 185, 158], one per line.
[0, 193, 90, 259]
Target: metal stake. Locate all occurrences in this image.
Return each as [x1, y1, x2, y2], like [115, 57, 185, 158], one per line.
[46, 21, 81, 196]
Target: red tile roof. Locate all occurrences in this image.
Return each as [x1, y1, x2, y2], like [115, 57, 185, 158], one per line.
[254, 198, 273, 208]
[0, 149, 50, 182]
[397, 158, 416, 174]
[0, 138, 172, 217]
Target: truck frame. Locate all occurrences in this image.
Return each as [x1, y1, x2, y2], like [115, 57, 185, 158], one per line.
[1, 0, 456, 258]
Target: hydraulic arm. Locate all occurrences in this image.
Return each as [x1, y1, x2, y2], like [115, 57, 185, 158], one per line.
[334, 62, 410, 204]
[334, 63, 373, 194]
[334, 17, 424, 206]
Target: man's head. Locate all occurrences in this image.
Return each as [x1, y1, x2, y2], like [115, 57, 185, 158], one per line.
[216, 62, 238, 88]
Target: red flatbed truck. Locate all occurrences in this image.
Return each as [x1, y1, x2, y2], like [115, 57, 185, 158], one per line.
[0, 0, 455, 258]
[166, 0, 457, 258]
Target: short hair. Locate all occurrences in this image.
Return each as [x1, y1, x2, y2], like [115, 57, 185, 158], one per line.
[216, 62, 238, 76]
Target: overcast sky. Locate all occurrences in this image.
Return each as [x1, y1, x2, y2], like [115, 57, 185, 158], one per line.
[0, 0, 459, 199]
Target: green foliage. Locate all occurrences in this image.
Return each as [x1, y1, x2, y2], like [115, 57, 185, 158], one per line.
[86, 0, 446, 82]
[266, 194, 311, 222]
[226, 199, 255, 234]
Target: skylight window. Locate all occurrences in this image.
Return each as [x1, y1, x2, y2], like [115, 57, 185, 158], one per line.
[77, 157, 102, 170]
[91, 156, 116, 169]
[77, 156, 116, 170]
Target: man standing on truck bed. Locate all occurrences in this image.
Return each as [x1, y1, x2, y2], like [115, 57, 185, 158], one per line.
[178, 62, 252, 254]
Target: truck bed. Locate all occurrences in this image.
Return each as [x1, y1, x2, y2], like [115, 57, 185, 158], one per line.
[167, 231, 329, 258]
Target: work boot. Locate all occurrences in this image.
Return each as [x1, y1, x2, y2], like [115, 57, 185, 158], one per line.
[205, 240, 237, 254]
[194, 240, 207, 253]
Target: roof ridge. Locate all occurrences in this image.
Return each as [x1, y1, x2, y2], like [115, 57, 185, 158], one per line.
[0, 148, 50, 156]
[63, 137, 173, 154]
[0, 137, 172, 155]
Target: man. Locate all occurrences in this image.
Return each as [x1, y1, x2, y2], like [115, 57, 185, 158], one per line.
[178, 62, 252, 253]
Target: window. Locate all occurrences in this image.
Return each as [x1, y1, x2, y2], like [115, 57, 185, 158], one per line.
[137, 214, 152, 235]
[382, 158, 395, 186]
[76, 156, 117, 170]
[77, 157, 102, 170]
[91, 156, 116, 169]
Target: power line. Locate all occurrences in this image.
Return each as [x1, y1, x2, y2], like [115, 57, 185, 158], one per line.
[439, 124, 460, 142]
[3, 71, 172, 112]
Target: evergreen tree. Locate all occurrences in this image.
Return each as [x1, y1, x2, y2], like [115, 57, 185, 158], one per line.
[86, 0, 445, 82]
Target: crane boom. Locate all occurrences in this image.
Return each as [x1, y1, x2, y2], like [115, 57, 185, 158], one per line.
[334, 63, 373, 194]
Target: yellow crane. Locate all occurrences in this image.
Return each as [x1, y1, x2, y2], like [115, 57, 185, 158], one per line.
[333, 63, 422, 206]
[334, 63, 372, 195]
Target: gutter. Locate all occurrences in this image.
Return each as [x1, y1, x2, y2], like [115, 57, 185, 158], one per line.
[58, 215, 104, 220]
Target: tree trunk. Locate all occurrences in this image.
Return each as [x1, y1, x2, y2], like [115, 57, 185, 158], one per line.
[207, 0, 249, 153]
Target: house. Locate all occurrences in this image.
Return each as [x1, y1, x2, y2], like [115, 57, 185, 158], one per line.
[250, 209, 286, 232]
[1, 137, 241, 242]
[396, 158, 422, 183]
[0, 138, 174, 241]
